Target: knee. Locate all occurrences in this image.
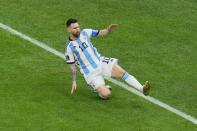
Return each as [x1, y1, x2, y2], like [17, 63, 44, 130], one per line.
[99, 91, 111, 99]
[97, 87, 111, 99]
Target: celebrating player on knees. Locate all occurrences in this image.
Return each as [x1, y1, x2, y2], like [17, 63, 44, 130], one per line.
[65, 18, 150, 99]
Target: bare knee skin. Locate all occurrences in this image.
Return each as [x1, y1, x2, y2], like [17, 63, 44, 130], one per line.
[112, 64, 126, 78]
[96, 86, 111, 99]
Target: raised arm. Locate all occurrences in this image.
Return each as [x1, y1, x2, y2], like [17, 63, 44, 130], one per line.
[98, 24, 118, 36]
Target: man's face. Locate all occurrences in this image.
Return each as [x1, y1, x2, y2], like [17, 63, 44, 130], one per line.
[68, 23, 80, 38]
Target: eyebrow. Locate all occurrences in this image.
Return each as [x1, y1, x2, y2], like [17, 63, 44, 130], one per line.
[73, 26, 79, 29]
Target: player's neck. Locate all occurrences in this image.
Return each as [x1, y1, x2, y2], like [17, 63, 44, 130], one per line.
[69, 34, 78, 41]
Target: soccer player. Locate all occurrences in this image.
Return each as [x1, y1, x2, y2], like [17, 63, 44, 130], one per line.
[65, 18, 150, 99]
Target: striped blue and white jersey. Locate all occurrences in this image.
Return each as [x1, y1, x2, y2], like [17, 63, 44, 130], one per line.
[65, 29, 101, 77]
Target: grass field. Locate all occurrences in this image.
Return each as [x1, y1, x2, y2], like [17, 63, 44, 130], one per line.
[0, 0, 197, 130]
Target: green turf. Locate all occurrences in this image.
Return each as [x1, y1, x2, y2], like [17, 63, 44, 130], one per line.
[0, 30, 196, 130]
[0, 0, 197, 130]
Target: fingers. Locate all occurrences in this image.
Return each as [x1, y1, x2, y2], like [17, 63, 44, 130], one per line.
[70, 86, 75, 95]
[112, 24, 118, 26]
[70, 86, 74, 95]
[110, 24, 118, 28]
[108, 24, 118, 32]
[70, 85, 77, 95]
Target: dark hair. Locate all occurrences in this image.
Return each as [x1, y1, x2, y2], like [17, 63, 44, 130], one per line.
[66, 18, 78, 27]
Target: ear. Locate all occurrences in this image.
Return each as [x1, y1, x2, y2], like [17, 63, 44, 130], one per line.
[67, 27, 71, 33]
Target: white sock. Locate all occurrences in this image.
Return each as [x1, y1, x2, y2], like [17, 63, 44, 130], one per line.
[122, 72, 143, 91]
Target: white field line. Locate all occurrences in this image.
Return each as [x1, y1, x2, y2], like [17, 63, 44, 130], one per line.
[1, 22, 197, 125]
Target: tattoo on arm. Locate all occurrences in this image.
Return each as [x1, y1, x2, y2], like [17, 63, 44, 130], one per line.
[69, 63, 77, 81]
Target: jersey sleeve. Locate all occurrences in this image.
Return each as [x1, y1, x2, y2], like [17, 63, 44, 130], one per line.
[65, 46, 76, 64]
[83, 29, 100, 38]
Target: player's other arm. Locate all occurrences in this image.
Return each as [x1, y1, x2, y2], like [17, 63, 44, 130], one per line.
[69, 62, 77, 95]
[98, 24, 118, 36]
[65, 47, 77, 95]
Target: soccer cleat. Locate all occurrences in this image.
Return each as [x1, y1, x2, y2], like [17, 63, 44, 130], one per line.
[142, 81, 150, 96]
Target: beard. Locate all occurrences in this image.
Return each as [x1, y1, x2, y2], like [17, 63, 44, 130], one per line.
[73, 31, 80, 38]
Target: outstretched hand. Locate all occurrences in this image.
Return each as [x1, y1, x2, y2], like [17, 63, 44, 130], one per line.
[107, 24, 118, 32]
[70, 81, 77, 95]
